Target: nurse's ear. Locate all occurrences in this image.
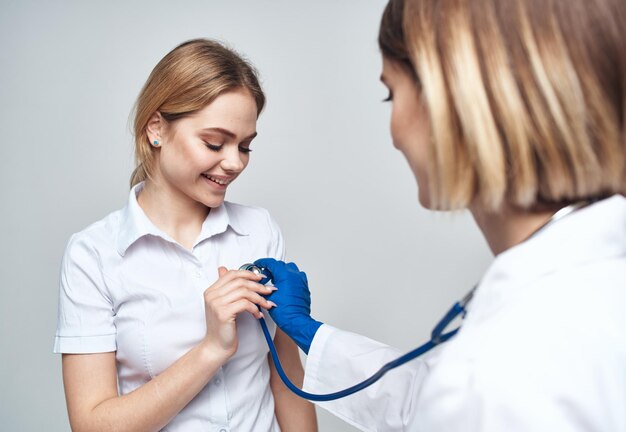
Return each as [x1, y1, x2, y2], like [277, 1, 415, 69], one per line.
[146, 111, 164, 148]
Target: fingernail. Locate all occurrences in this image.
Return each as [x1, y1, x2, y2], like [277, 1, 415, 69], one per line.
[258, 311, 264, 319]
[268, 301, 278, 308]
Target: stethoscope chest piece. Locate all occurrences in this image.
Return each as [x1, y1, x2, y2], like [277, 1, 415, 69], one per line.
[239, 263, 264, 276]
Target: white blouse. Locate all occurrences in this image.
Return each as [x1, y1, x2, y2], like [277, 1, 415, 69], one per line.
[303, 195, 626, 431]
[54, 182, 284, 432]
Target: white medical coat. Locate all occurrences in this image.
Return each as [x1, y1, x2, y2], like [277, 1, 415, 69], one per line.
[303, 195, 626, 431]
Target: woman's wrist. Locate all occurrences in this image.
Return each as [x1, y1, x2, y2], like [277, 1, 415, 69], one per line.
[196, 339, 233, 368]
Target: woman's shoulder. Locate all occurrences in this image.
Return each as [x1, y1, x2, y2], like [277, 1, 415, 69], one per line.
[223, 201, 282, 234]
[63, 208, 125, 257]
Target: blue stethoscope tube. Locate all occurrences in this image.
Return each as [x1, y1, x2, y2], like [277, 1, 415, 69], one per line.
[240, 263, 474, 402]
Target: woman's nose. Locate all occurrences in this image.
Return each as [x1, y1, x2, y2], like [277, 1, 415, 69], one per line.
[220, 146, 245, 172]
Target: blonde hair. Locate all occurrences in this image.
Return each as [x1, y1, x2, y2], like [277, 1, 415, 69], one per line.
[130, 39, 265, 187]
[380, 0, 625, 211]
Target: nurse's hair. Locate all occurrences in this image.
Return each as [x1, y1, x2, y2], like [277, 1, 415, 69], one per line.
[130, 38, 265, 187]
[379, 0, 626, 211]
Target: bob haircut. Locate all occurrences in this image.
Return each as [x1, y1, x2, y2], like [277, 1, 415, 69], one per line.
[380, 0, 625, 211]
[130, 39, 265, 187]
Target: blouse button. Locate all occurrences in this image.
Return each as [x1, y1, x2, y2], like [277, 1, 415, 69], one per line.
[214, 378, 221, 385]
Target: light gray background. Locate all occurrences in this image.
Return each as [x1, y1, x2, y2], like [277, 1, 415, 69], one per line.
[0, 1, 493, 430]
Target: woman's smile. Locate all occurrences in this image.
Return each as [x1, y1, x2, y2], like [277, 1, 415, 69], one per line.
[201, 173, 235, 190]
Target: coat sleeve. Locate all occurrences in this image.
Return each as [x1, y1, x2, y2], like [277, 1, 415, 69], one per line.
[302, 324, 428, 431]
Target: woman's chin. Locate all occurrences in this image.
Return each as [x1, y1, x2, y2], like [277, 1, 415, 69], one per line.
[190, 189, 226, 209]
[201, 195, 226, 208]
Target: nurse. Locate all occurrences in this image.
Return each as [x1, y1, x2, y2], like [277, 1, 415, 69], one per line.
[256, 0, 626, 430]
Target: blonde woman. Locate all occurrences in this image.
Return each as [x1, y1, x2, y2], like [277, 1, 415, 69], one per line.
[255, 0, 626, 430]
[54, 39, 317, 432]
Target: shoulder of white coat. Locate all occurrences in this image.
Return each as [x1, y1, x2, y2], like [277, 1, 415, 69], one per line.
[223, 201, 282, 236]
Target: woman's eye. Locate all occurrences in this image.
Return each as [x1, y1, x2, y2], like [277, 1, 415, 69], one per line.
[382, 91, 393, 102]
[239, 147, 252, 154]
[204, 142, 222, 152]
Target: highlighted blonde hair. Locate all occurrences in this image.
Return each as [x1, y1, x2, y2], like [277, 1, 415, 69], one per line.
[130, 39, 265, 187]
[380, 0, 625, 211]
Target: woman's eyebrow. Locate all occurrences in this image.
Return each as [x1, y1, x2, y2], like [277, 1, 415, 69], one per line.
[200, 127, 257, 141]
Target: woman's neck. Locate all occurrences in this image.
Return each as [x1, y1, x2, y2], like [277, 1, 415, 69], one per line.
[137, 178, 209, 250]
[469, 203, 563, 256]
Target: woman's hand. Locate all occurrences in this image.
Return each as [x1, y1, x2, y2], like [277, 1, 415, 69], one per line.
[202, 266, 277, 358]
[62, 267, 276, 432]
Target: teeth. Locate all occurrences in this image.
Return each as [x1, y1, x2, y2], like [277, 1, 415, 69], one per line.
[203, 174, 230, 185]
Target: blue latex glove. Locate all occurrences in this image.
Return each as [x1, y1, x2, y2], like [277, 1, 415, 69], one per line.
[254, 258, 323, 354]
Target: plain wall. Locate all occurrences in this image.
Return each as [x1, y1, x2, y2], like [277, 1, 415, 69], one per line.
[0, 1, 493, 430]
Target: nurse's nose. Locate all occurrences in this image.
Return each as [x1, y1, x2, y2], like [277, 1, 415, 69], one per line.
[220, 145, 245, 173]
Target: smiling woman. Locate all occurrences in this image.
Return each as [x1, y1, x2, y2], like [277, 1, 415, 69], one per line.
[139, 88, 260, 224]
[53, 39, 317, 432]
[130, 39, 265, 188]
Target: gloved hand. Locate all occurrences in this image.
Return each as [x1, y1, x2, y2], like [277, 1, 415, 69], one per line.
[254, 258, 323, 354]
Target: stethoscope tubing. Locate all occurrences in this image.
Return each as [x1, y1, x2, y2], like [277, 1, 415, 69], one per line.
[257, 302, 463, 401]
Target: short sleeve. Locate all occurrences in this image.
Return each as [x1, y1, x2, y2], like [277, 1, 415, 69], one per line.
[53, 234, 116, 354]
[263, 211, 285, 339]
[266, 211, 286, 261]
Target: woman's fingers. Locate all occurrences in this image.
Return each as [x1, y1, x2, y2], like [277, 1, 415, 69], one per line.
[207, 281, 276, 311]
[207, 268, 266, 293]
[206, 275, 273, 302]
[217, 266, 228, 278]
[202, 267, 274, 356]
[215, 278, 274, 298]
[204, 267, 276, 313]
[218, 287, 276, 311]
[228, 299, 266, 320]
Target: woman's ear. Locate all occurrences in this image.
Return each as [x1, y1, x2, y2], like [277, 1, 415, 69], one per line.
[146, 112, 163, 147]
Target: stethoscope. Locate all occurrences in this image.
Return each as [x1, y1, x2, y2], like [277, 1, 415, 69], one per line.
[240, 200, 591, 402]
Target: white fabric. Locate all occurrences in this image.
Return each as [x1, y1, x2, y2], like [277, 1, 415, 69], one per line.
[303, 195, 626, 432]
[54, 182, 285, 432]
